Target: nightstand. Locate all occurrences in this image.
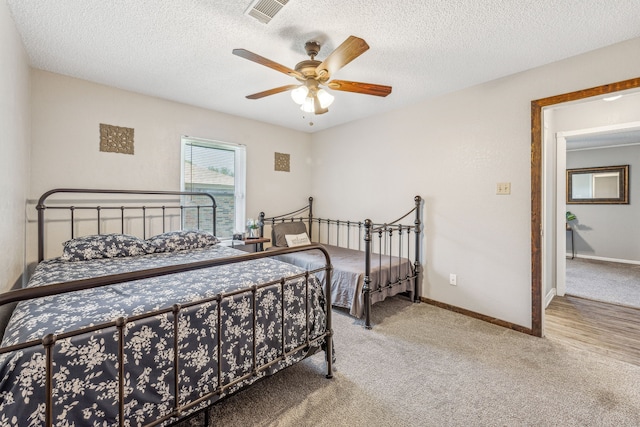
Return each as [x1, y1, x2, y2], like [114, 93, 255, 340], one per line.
[229, 237, 270, 252]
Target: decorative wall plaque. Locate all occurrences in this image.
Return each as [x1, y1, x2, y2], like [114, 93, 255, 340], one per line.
[274, 152, 290, 172]
[100, 123, 134, 155]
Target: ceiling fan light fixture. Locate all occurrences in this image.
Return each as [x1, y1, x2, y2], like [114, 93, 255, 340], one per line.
[317, 89, 334, 108]
[234, 36, 391, 115]
[300, 96, 315, 113]
[291, 86, 308, 104]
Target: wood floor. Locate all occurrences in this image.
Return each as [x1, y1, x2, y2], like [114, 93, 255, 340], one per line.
[545, 295, 640, 367]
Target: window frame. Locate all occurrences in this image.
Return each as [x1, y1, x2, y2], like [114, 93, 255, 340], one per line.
[180, 136, 246, 236]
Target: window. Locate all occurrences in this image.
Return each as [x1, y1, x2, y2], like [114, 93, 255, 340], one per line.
[181, 136, 246, 237]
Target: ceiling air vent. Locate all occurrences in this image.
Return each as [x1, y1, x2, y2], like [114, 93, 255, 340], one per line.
[245, 0, 289, 24]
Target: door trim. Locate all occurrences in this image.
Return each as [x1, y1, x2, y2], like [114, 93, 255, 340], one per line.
[530, 77, 640, 337]
[555, 132, 567, 297]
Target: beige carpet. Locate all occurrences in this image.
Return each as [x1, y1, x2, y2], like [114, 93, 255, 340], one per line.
[179, 297, 640, 426]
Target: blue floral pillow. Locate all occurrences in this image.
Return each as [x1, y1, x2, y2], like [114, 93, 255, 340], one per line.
[147, 230, 219, 253]
[61, 234, 156, 261]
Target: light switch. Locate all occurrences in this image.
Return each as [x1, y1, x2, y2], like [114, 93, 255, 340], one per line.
[496, 182, 511, 195]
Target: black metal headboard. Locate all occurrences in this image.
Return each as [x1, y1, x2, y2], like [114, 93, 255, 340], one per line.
[36, 188, 217, 262]
[259, 196, 422, 255]
[258, 197, 314, 242]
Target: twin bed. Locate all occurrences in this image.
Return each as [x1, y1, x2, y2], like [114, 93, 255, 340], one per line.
[260, 196, 422, 329]
[0, 189, 422, 426]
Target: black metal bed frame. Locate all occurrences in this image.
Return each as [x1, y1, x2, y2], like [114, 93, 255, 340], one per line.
[36, 188, 218, 262]
[0, 189, 334, 426]
[259, 196, 422, 329]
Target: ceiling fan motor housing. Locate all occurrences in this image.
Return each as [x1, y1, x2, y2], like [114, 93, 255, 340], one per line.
[295, 60, 322, 80]
[305, 41, 321, 58]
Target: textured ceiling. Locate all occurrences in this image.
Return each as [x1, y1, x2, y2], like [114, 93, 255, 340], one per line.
[7, 0, 640, 133]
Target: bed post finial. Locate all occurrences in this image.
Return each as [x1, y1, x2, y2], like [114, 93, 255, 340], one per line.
[258, 212, 265, 238]
[363, 219, 373, 329]
[308, 197, 313, 242]
[414, 196, 422, 303]
[36, 202, 46, 262]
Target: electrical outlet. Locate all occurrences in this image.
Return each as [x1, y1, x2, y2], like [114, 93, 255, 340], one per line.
[449, 273, 457, 286]
[496, 182, 511, 195]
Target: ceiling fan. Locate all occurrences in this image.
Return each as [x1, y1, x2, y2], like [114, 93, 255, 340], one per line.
[232, 36, 392, 115]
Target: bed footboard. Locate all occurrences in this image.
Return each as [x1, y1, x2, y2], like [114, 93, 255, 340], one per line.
[363, 195, 422, 328]
[0, 246, 333, 426]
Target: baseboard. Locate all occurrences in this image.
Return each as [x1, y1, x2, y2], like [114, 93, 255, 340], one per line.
[420, 297, 534, 336]
[545, 288, 556, 308]
[573, 254, 640, 265]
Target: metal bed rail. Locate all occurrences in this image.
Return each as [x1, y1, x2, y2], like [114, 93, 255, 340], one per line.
[36, 189, 217, 262]
[0, 245, 334, 427]
[311, 218, 365, 251]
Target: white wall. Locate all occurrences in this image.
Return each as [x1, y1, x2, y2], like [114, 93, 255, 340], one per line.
[0, 1, 30, 292]
[28, 70, 312, 264]
[310, 37, 640, 329]
[552, 91, 640, 130]
[542, 109, 557, 301]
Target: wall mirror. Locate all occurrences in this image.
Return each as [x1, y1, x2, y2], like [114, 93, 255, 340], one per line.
[566, 165, 629, 204]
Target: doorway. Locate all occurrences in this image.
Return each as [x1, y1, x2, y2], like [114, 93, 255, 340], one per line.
[542, 114, 640, 366]
[557, 123, 640, 299]
[530, 76, 640, 337]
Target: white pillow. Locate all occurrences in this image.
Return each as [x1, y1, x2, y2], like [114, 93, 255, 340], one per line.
[284, 232, 311, 247]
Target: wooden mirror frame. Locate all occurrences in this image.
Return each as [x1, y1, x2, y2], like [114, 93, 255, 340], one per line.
[566, 165, 629, 204]
[531, 77, 640, 337]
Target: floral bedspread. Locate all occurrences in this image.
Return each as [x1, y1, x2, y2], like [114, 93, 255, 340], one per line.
[0, 246, 327, 426]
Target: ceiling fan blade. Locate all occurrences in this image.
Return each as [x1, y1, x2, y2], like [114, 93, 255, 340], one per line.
[232, 48, 304, 80]
[326, 80, 392, 97]
[316, 36, 369, 79]
[246, 84, 301, 100]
